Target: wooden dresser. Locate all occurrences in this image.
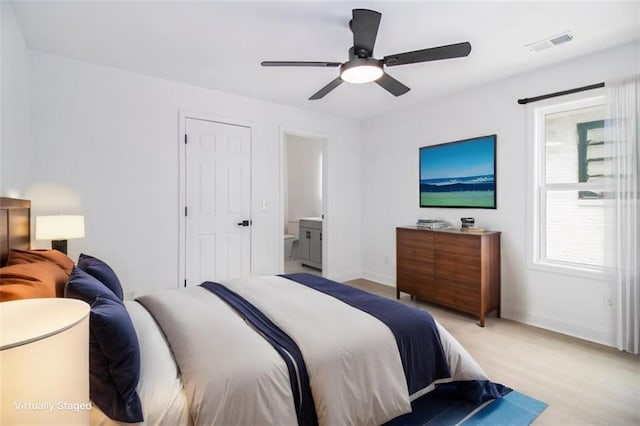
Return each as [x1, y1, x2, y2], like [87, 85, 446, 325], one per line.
[396, 226, 501, 326]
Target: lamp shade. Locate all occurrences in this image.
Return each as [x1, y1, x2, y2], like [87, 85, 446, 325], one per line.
[35, 215, 85, 240]
[0, 298, 90, 424]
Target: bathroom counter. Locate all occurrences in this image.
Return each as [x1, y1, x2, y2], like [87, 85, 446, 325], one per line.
[299, 216, 322, 222]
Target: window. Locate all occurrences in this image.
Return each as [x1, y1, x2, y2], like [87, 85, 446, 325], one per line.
[531, 94, 612, 273]
[577, 120, 605, 199]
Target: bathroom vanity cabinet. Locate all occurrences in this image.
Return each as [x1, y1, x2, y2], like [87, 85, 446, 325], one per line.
[299, 218, 322, 270]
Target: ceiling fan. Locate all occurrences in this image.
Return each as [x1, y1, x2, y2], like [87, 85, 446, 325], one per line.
[261, 8, 472, 100]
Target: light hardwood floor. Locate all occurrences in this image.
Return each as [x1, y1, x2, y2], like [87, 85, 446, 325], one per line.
[344, 278, 640, 426]
[284, 259, 322, 276]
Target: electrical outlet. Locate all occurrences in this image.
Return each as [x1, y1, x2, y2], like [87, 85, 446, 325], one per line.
[604, 295, 614, 310]
[383, 255, 390, 265]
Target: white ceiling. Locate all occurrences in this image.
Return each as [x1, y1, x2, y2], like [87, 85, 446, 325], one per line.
[10, 1, 640, 120]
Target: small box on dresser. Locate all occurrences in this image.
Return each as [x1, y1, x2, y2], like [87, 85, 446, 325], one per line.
[396, 226, 501, 327]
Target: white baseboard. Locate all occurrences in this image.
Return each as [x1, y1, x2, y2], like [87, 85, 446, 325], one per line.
[360, 271, 395, 288]
[501, 308, 615, 348]
[328, 270, 362, 283]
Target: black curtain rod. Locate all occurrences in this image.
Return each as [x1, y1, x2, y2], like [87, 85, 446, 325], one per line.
[517, 82, 605, 105]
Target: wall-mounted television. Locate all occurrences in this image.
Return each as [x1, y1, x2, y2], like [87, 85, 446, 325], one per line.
[419, 134, 496, 209]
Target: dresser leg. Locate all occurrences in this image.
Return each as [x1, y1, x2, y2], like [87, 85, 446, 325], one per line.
[396, 289, 400, 299]
[478, 314, 485, 327]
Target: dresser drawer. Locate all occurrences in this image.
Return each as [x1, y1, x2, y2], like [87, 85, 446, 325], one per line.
[398, 258, 434, 278]
[398, 274, 437, 300]
[397, 229, 434, 248]
[431, 286, 479, 314]
[434, 253, 481, 274]
[434, 233, 480, 256]
[434, 275, 480, 297]
[397, 244, 434, 262]
[397, 230, 434, 261]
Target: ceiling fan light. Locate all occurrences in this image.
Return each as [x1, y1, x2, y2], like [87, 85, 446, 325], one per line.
[340, 59, 383, 84]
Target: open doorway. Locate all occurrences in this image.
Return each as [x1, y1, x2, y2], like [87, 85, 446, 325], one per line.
[282, 132, 325, 276]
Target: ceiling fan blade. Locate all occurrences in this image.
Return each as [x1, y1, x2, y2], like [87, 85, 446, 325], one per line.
[384, 42, 472, 66]
[351, 9, 382, 55]
[261, 61, 342, 67]
[375, 72, 410, 97]
[309, 77, 343, 100]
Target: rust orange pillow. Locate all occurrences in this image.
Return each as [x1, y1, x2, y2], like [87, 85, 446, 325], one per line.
[0, 283, 54, 301]
[7, 249, 74, 275]
[0, 261, 68, 300]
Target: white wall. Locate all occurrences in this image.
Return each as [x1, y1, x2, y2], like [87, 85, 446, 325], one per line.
[360, 41, 639, 347]
[27, 52, 361, 296]
[286, 134, 323, 235]
[1, 2, 31, 196]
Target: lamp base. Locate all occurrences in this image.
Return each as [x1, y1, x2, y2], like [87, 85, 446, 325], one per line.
[51, 240, 68, 255]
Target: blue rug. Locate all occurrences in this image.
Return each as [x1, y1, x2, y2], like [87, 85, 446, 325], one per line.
[460, 390, 548, 425]
[384, 384, 547, 426]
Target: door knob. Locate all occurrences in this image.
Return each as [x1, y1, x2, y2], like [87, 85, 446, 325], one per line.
[237, 220, 252, 227]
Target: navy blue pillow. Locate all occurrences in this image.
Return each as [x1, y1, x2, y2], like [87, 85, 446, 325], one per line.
[65, 268, 143, 422]
[65, 267, 119, 303]
[77, 254, 124, 300]
[90, 296, 143, 423]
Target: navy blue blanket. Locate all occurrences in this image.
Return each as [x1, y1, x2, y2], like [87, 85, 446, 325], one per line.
[200, 282, 318, 426]
[281, 273, 451, 395]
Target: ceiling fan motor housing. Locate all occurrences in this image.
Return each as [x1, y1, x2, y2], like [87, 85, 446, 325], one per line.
[348, 46, 372, 60]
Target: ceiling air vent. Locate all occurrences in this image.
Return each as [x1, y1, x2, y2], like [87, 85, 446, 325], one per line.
[526, 31, 574, 52]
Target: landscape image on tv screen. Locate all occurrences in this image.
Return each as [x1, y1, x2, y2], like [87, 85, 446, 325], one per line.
[419, 135, 496, 208]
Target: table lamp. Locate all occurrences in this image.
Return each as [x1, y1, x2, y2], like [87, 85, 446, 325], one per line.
[0, 298, 90, 424]
[35, 215, 85, 254]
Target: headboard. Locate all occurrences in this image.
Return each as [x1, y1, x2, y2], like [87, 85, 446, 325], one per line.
[0, 197, 31, 266]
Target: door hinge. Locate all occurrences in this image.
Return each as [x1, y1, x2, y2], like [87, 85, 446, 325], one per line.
[185, 206, 188, 216]
[184, 279, 187, 288]
[184, 134, 188, 144]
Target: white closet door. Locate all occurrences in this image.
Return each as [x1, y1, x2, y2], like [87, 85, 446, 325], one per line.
[185, 118, 251, 285]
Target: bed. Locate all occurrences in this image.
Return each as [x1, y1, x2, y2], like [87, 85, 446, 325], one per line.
[0, 197, 505, 426]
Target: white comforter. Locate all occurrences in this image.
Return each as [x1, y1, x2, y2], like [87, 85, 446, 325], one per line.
[92, 275, 491, 426]
[225, 276, 411, 425]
